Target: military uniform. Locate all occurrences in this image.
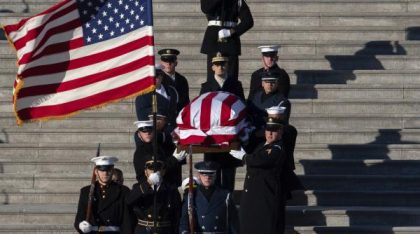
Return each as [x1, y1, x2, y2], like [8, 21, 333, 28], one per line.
[248, 64, 291, 100]
[200, 0, 254, 81]
[248, 45, 290, 101]
[179, 161, 240, 234]
[126, 180, 181, 234]
[158, 48, 190, 113]
[74, 156, 134, 234]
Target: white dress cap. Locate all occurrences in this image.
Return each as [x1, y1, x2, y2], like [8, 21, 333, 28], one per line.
[258, 45, 280, 53]
[133, 120, 153, 129]
[266, 106, 286, 115]
[91, 156, 119, 166]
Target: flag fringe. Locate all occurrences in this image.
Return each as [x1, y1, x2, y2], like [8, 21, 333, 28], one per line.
[1, 25, 16, 51]
[14, 85, 156, 126]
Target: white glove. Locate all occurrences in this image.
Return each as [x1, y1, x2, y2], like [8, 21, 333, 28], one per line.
[218, 29, 231, 39]
[79, 221, 92, 233]
[230, 147, 246, 160]
[148, 171, 162, 186]
[173, 149, 187, 162]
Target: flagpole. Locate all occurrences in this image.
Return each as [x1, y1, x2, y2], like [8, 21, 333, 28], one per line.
[146, 0, 158, 233]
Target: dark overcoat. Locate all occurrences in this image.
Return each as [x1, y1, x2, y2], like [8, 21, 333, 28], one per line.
[240, 140, 288, 234]
[126, 180, 181, 234]
[248, 64, 291, 101]
[179, 187, 239, 234]
[162, 72, 190, 113]
[248, 90, 291, 126]
[74, 181, 134, 234]
[200, 0, 253, 56]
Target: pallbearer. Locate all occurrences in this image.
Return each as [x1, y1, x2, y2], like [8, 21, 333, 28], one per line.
[74, 156, 134, 234]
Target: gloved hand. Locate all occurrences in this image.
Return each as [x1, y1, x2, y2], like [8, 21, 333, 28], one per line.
[230, 147, 246, 160]
[173, 149, 187, 162]
[218, 29, 231, 39]
[79, 221, 92, 233]
[148, 171, 162, 186]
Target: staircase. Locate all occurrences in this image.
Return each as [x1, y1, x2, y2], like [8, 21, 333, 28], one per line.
[1, 0, 420, 233]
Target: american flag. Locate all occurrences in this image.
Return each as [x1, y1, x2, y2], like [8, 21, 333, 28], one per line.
[175, 91, 248, 145]
[2, 0, 155, 125]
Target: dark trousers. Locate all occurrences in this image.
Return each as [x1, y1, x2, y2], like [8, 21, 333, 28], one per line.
[207, 54, 239, 82]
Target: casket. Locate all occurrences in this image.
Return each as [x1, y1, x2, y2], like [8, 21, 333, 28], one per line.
[174, 91, 248, 152]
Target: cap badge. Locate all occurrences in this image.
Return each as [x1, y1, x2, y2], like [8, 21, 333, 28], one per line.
[167, 49, 171, 54]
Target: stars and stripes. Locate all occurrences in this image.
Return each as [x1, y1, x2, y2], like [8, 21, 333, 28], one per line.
[175, 91, 248, 145]
[2, 0, 155, 125]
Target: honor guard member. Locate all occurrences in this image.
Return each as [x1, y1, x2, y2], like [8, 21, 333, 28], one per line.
[74, 156, 134, 234]
[133, 121, 186, 187]
[201, 0, 254, 81]
[199, 53, 245, 192]
[135, 65, 179, 134]
[265, 106, 304, 200]
[248, 71, 291, 128]
[112, 168, 124, 185]
[126, 155, 181, 234]
[158, 49, 190, 112]
[230, 118, 302, 234]
[248, 45, 291, 101]
[179, 161, 240, 234]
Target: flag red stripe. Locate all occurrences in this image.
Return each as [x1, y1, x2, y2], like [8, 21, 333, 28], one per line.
[220, 95, 237, 126]
[22, 36, 153, 78]
[14, 3, 78, 51]
[4, 0, 72, 34]
[18, 55, 153, 98]
[19, 37, 84, 65]
[16, 77, 154, 121]
[200, 92, 218, 131]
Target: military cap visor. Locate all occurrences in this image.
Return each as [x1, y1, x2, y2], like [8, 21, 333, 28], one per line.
[96, 165, 114, 171]
[194, 161, 220, 175]
[138, 126, 153, 132]
[144, 160, 165, 170]
[262, 51, 278, 57]
[158, 49, 180, 62]
[265, 117, 285, 131]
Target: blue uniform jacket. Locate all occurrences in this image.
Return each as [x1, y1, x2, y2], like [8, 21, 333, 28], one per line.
[179, 187, 239, 234]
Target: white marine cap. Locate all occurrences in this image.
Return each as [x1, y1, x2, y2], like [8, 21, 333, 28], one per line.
[133, 120, 153, 129]
[91, 156, 119, 166]
[258, 45, 280, 54]
[266, 106, 286, 115]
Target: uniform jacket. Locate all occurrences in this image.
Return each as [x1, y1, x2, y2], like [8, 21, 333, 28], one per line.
[200, 0, 254, 56]
[248, 64, 291, 101]
[179, 187, 239, 234]
[248, 89, 291, 126]
[133, 139, 184, 187]
[135, 84, 179, 133]
[200, 76, 245, 168]
[74, 181, 134, 234]
[162, 72, 190, 113]
[126, 180, 181, 234]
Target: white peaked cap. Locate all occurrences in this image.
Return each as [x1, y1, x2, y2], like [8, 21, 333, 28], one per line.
[258, 45, 280, 53]
[133, 120, 153, 129]
[266, 106, 286, 115]
[91, 156, 118, 166]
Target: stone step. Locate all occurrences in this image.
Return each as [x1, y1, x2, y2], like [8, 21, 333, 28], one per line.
[1, 173, 419, 191]
[2, 127, 420, 144]
[0, 157, 417, 175]
[1, 143, 420, 161]
[5, 111, 420, 129]
[0, 225, 74, 234]
[287, 226, 420, 234]
[1, 204, 419, 226]
[2, 39, 420, 57]
[0, 0, 415, 14]
[286, 206, 420, 227]
[3, 12, 420, 28]
[0, 54, 417, 72]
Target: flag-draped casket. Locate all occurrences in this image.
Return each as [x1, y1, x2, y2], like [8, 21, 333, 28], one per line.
[175, 91, 248, 145]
